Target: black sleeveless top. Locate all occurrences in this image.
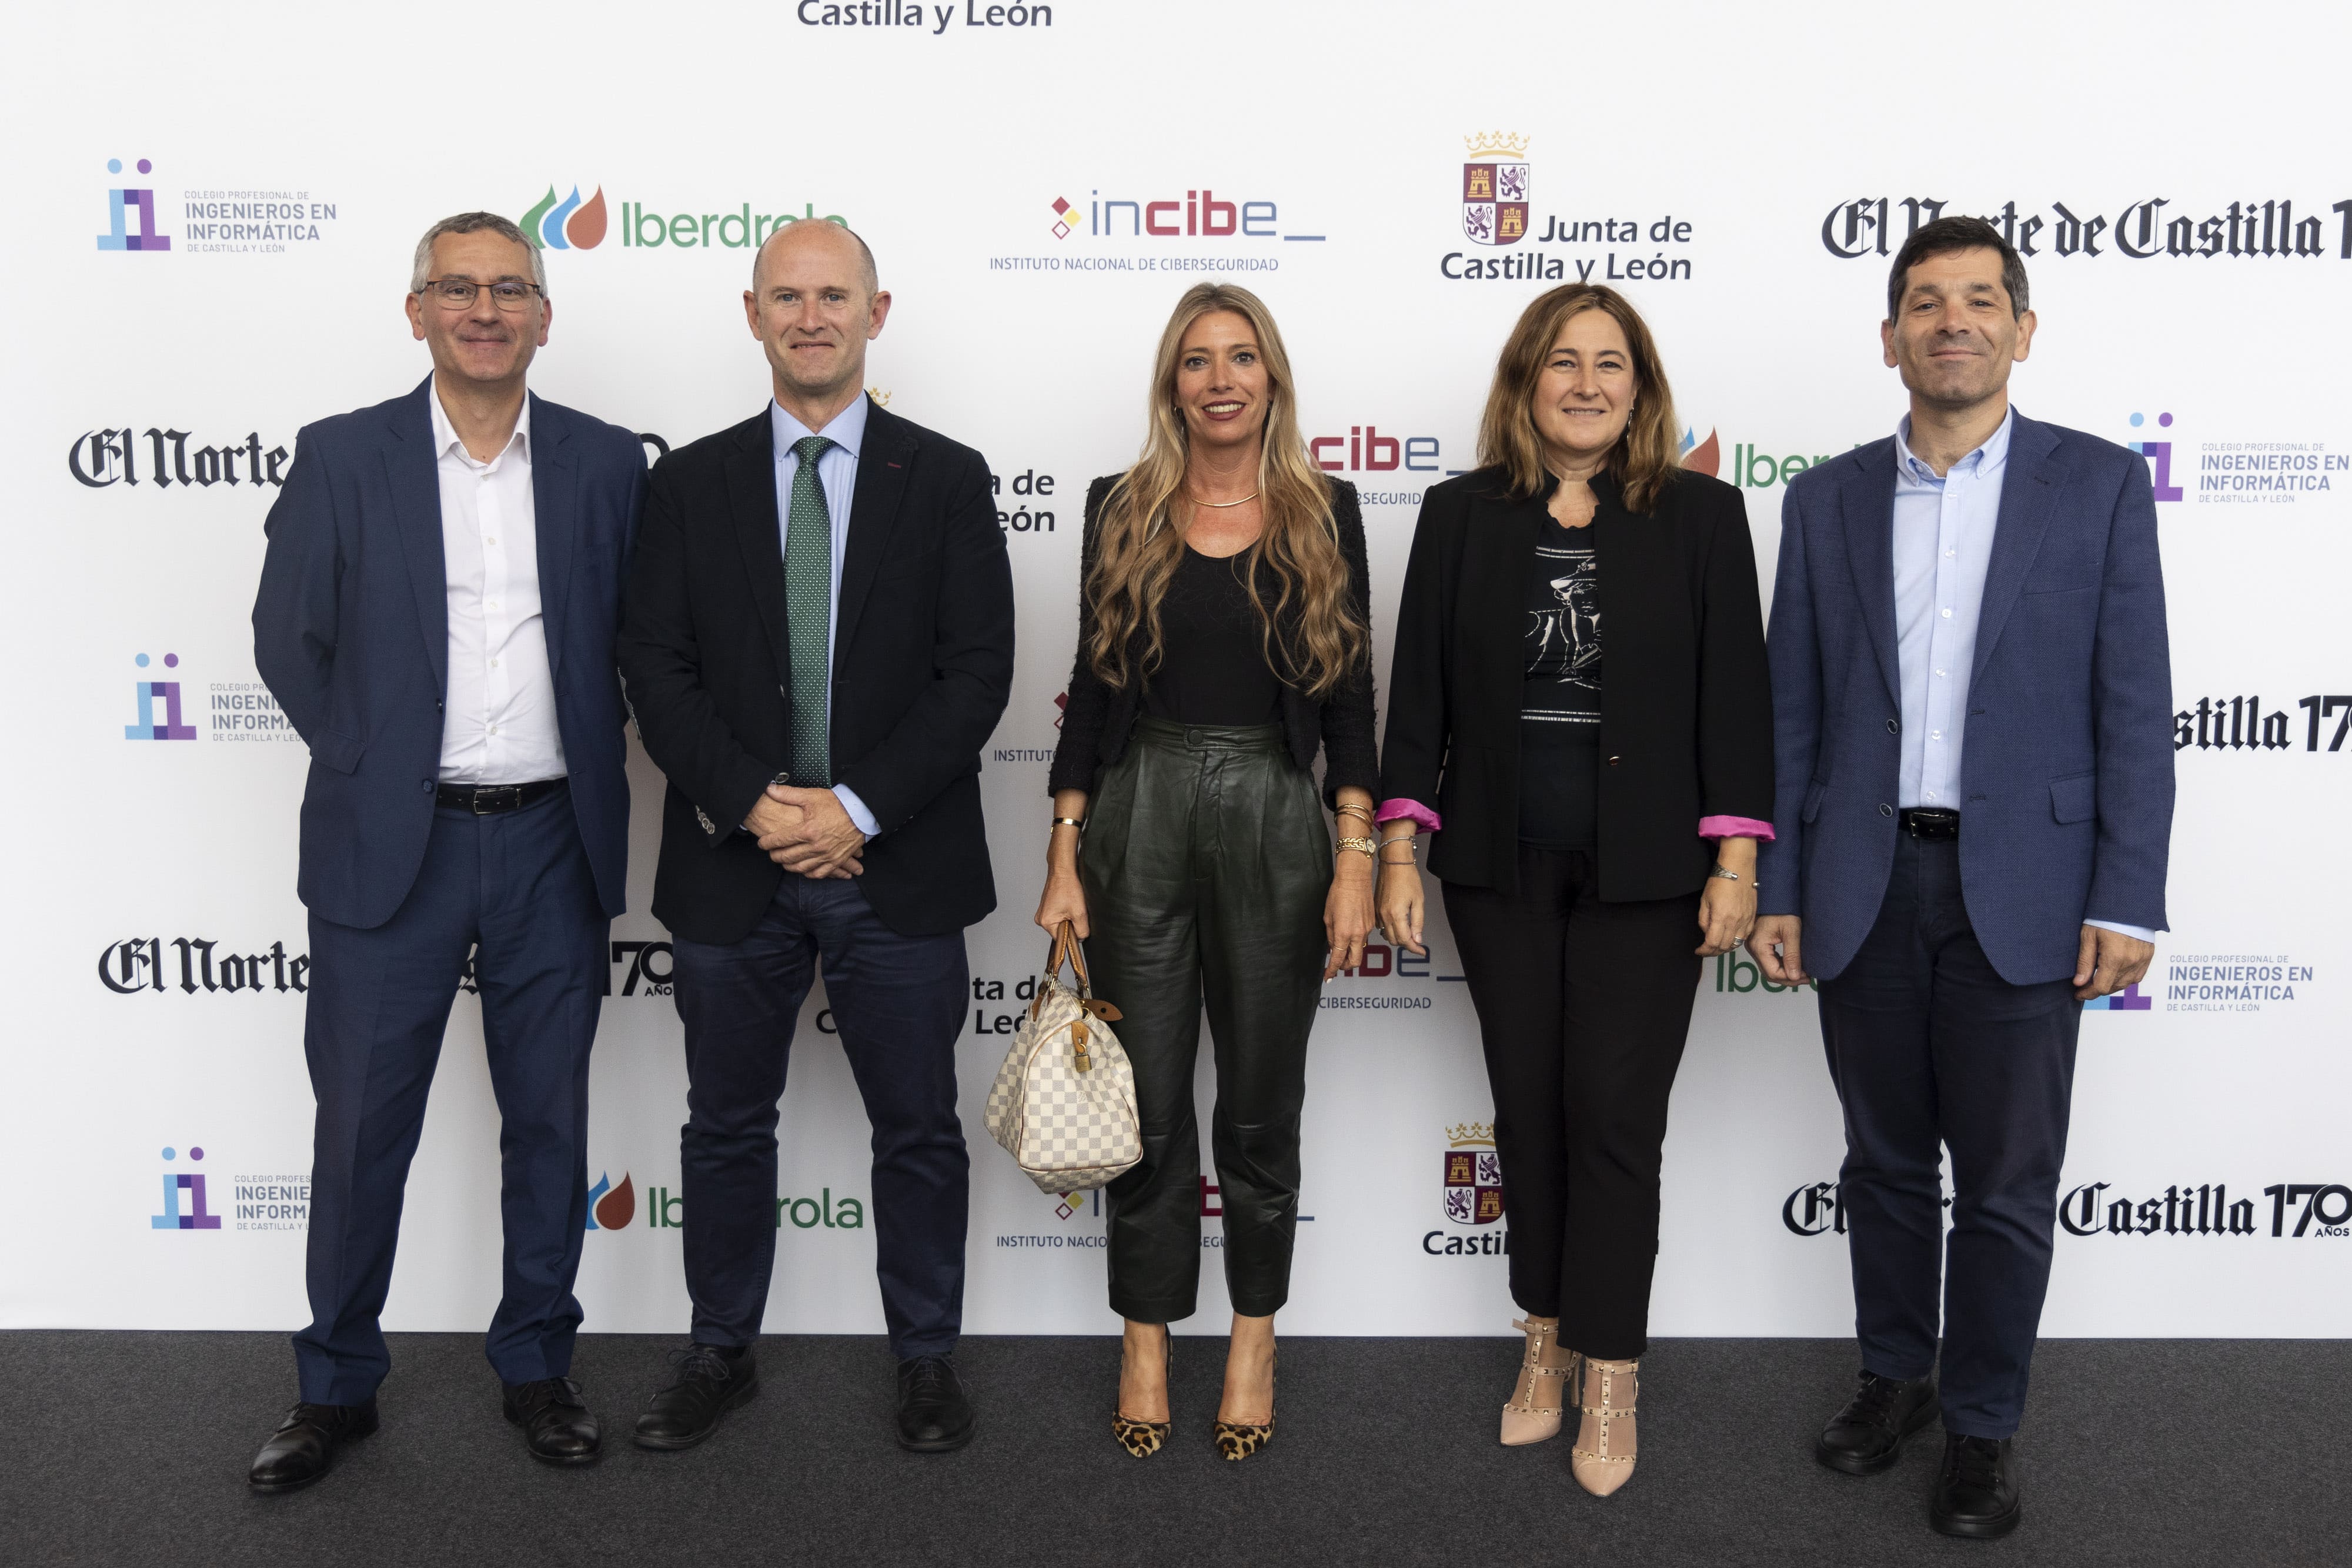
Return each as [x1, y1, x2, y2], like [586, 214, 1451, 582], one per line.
[1141, 545, 1285, 727]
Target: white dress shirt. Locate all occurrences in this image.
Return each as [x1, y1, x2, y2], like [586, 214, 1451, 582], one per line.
[769, 397, 880, 838]
[430, 378, 567, 785]
[1890, 408, 2152, 942]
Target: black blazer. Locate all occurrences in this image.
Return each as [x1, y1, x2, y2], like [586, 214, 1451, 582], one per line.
[1049, 473, 1378, 804]
[1379, 467, 1772, 901]
[618, 399, 1015, 943]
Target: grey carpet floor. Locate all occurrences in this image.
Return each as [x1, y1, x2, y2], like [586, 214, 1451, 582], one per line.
[0, 1332, 2343, 1567]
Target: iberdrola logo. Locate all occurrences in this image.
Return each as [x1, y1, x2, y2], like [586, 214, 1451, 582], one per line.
[520, 183, 608, 250]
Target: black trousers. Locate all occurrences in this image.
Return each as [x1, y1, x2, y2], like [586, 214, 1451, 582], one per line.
[1817, 834, 2082, 1439]
[669, 874, 970, 1360]
[296, 788, 606, 1404]
[1080, 719, 1330, 1322]
[1443, 847, 1702, 1360]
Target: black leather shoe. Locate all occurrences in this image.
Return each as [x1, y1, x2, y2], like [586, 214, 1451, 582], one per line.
[248, 1398, 379, 1492]
[503, 1376, 601, 1466]
[1816, 1369, 1940, 1475]
[1932, 1433, 2022, 1539]
[633, 1343, 758, 1450]
[896, 1355, 975, 1453]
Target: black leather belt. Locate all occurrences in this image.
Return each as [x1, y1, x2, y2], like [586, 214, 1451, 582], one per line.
[1899, 807, 1960, 841]
[436, 777, 567, 814]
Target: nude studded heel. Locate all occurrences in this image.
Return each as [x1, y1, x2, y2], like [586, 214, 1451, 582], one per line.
[1570, 1355, 1639, 1496]
[1501, 1316, 1575, 1446]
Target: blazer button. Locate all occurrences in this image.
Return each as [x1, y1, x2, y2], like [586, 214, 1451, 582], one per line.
[420, 780, 433, 793]
[1886, 718, 1899, 734]
[1606, 755, 1622, 767]
[1879, 803, 1895, 817]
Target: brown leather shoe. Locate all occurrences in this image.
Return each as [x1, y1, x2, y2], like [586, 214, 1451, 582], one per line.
[248, 1398, 379, 1492]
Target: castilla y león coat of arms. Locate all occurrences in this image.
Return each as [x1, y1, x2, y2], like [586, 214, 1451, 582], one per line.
[1444, 1122, 1505, 1225]
[1461, 132, 1531, 247]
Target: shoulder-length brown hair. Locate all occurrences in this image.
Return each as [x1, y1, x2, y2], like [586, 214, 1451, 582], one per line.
[1476, 283, 1683, 514]
[1085, 283, 1365, 699]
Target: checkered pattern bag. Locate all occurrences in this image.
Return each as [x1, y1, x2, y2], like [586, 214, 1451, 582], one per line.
[984, 922, 1141, 1193]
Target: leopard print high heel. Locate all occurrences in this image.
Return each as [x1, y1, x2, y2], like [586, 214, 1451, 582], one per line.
[1111, 1334, 1172, 1459]
[1570, 1355, 1639, 1497]
[1211, 1350, 1275, 1461]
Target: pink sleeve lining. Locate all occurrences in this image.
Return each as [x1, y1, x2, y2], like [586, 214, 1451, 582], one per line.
[1698, 815, 1775, 841]
[1375, 798, 1442, 833]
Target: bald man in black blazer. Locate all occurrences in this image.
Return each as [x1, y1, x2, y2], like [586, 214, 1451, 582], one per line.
[619, 219, 1013, 1456]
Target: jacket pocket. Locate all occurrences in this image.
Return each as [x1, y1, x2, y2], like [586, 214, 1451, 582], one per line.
[309, 727, 365, 775]
[1802, 778, 1828, 823]
[2049, 770, 2096, 824]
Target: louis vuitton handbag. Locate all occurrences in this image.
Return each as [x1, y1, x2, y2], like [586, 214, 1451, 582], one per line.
[983, 921, 1141, 1193]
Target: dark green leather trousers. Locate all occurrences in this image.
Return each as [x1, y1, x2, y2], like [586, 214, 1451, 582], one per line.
[1080, 718, 1331, 1322]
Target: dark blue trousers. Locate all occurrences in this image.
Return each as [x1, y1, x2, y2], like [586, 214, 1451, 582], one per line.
[670, 874, 969, 1359]
[293, 789, 607, 1405]
[1816, 834, 2083, 1439]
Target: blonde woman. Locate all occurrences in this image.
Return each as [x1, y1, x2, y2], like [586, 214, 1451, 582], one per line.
[1036, 283, 1378, 1461]
[1375, 284, 1773, 1495]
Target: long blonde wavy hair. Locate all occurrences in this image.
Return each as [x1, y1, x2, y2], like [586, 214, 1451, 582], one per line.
[1085, 283, 1365, 700]
[1476, 283, 1683, 514]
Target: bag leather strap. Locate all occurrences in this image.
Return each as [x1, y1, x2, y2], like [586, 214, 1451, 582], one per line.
[1032, 921, 1122, 1022]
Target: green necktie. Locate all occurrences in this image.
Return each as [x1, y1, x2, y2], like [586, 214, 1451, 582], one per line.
[785, 434, 834, 787]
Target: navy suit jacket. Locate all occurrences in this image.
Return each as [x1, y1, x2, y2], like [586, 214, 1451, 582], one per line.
[253, 377, 647, 930]
[1755, 411, 2173, 985]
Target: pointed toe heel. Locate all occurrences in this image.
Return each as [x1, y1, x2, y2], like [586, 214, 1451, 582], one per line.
[1569, 1355, 1639, 1497]
[1500, 1316, 1573, 1446]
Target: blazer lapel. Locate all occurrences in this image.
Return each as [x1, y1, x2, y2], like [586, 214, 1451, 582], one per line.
[1469, 487, 1546, 726]
[1969, 414, 2065, 690]
[835, 399, 914, 658]
[1837, 443, 1903, 708]
[529, 394, 578, 677]
[387, 378, 448, 698]
[724, 409, 794, 686]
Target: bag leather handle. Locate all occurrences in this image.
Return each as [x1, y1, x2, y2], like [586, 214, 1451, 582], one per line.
[1033, 920, 1117, 1021]
[1044, 920, 1092, 995]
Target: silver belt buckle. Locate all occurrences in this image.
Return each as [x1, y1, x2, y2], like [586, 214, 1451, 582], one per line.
[474, 785, 521, 814]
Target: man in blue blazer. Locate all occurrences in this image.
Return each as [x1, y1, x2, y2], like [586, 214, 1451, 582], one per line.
[246, 212, 646, 1490]
[1752, 217, 2171, 1539]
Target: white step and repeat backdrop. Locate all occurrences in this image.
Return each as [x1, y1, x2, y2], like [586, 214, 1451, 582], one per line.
[4, 2, 2346, 1342]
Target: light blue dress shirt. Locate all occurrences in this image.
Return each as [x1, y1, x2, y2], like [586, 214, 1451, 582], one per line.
[770, 396, 880, 838]
[1890, 409, 2151, 942]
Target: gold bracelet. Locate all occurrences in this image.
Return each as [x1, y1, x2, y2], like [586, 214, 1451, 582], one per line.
[1334, 835, 1378, 860]
[1335, 804, 1373, 821]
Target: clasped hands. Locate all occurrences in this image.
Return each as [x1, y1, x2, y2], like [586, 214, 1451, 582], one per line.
[746, 783, 865, 879]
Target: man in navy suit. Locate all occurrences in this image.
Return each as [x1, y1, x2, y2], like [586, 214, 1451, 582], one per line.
[1752, 216, 2172, 1539]
[246, 212, 646, 1490]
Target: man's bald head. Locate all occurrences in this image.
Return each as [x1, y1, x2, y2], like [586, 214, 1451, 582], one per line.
[752, 218, 878, 299]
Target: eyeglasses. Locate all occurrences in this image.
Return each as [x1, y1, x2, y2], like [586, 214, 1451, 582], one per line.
[418, 278, 543, 310]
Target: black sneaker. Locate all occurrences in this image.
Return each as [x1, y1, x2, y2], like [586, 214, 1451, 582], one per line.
[1931, 1433, 2022, 1539]
[1815, 1369, 1940, 1475]
[632, 1343, 759, 1451]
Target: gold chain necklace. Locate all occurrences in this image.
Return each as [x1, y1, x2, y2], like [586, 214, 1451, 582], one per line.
[1186, 490, 1261, 509]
